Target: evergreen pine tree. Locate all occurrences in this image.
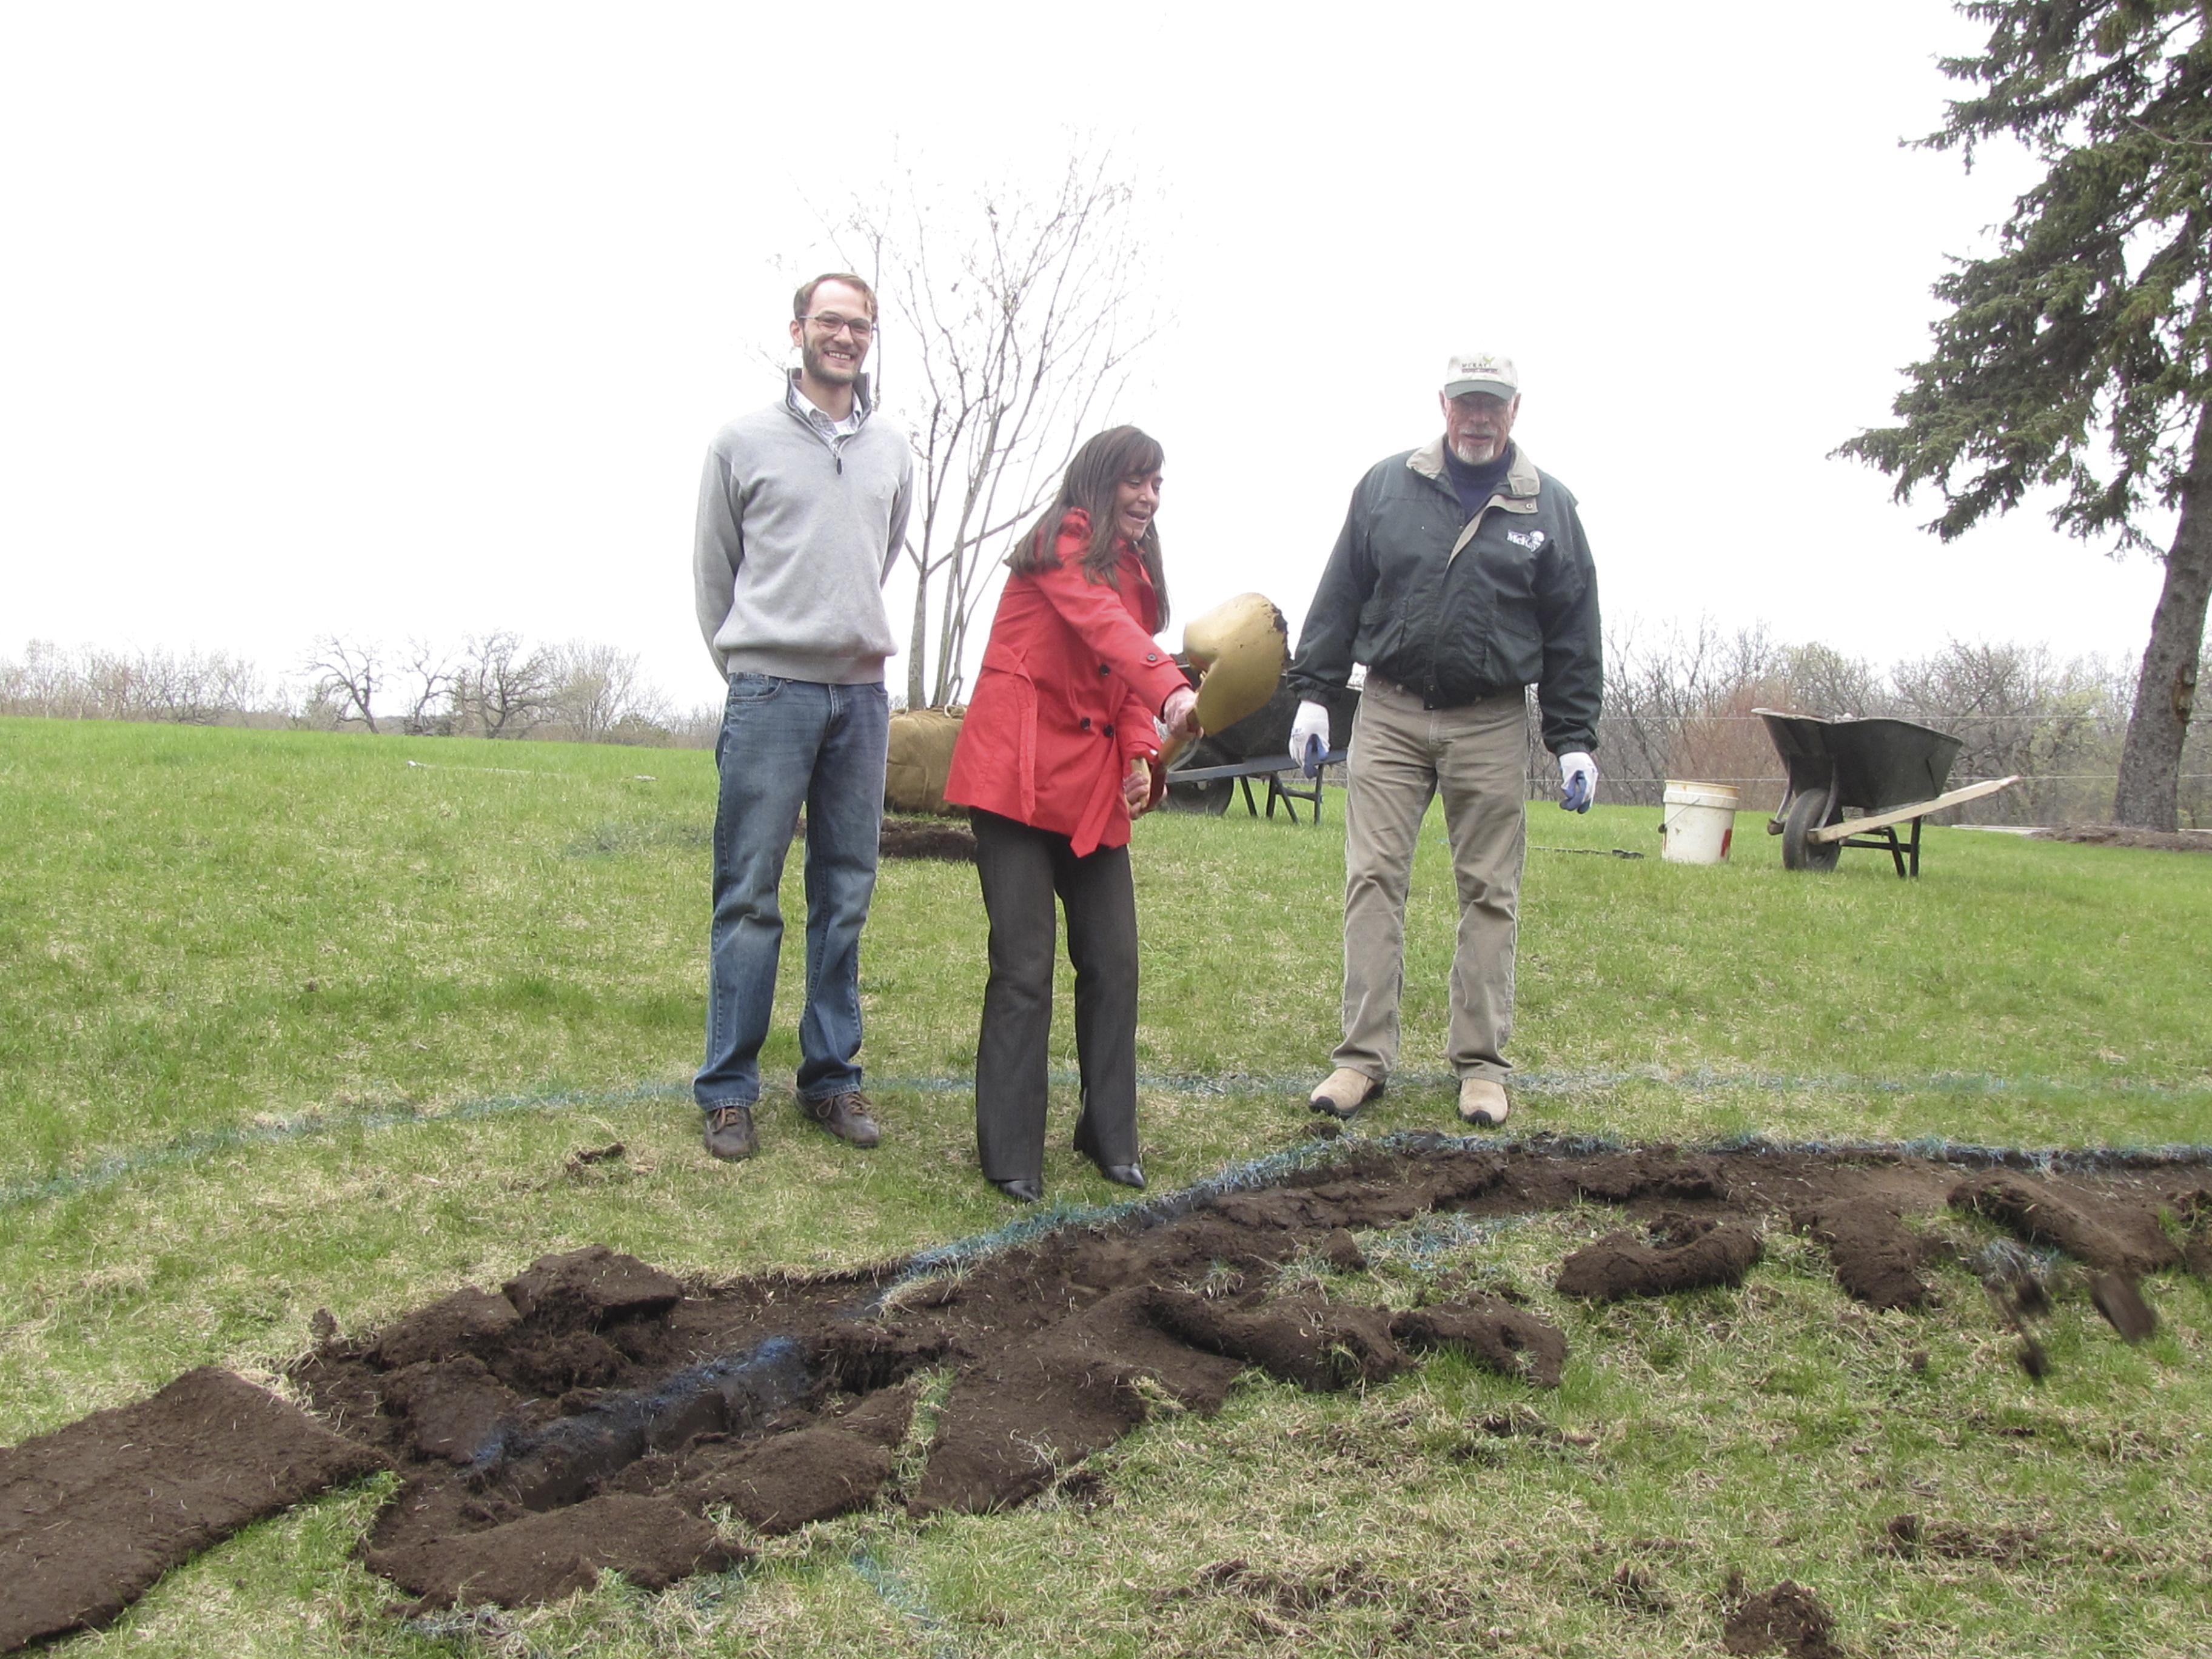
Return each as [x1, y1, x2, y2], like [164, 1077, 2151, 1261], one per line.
[1840, 0, 2211, 828]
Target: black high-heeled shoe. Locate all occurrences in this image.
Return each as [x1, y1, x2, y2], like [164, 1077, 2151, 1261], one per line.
[1073, 1115, 1144, 1190]
[996, 1177, 1044, 1203]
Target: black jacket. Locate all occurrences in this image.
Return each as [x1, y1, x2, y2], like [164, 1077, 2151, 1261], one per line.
[1285, 439, 1601, 755]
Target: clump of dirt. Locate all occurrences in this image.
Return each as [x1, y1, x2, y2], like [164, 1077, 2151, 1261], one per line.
[2089, 1272, 2159, 1342]
[0, 1368, 387, 1651]
[1555, 1214, 1763, 1300]
[1174, 1555, 1395, 1614]
[13, 1137, 2212, 1638]
[380, 1355, 522, 1464]
[1949, 1171, 2180, 1275]
[368, 1492, 743, 1611]
[1147, 1287, 1410, 1391]
[1316, 1227, 1368, 1272]
[1723, 1578, 1843, 1658]
[1570, 1148, 1728, 1204]
[607, 1383, 916, 1534]
[1469, 1404, 1594, 1448]
[1793, 1197, 1931, 1310]
[879, 820, 976, 862]
[2034, 824, 2212, 854]
[2174, 1188, 2212, 1278]
[908, 1285, 1240, 1518]
[1979, 1264, 2056, 1380]
[1157, 1554, 1485, 1643]
[504, 1245, 682, 1326]
[1882, 1512, 2045, 1564]
[1391, 1296, 1566, 1389]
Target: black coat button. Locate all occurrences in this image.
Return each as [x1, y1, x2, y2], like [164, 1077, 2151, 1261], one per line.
[1098, 663, 1111, 676]
[1103, 723, 1116, 737]
[1079, 717, 1092, 730]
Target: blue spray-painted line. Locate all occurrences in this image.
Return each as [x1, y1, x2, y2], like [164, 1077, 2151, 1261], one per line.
[886, 1135, 1359, 1293]
[8, 1062, 2211, 1216]
[1355, 1210, 1546, 1273]
[0, 1081, 690, 1212]
[851, 1547, 964, 1659]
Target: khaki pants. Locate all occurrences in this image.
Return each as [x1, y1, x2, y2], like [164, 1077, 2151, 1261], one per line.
[1335, 679, 1526, 1085]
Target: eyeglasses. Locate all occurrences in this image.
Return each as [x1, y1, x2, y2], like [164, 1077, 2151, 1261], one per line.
[802, 312, 874, 340]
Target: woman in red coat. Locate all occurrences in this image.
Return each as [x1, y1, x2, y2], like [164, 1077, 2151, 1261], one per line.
[945, 426, 1199, 1202]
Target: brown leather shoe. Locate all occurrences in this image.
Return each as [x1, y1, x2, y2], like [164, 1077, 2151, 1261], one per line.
[702, 1103, 757, 1161]
[802, 1090, 881, 1148]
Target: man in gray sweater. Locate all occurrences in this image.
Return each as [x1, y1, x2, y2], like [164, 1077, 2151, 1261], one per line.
[691, 272, 915, 1161]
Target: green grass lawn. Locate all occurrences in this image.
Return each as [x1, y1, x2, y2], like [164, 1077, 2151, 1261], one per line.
[5, 716, 2211, 1657]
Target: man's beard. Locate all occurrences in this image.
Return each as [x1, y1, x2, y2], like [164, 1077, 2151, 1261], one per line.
[1449, 433, 1506, 466]
[802, 341, 860, 387]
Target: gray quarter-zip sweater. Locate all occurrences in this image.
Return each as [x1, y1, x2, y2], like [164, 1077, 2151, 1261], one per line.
[693, 373, 916, 683]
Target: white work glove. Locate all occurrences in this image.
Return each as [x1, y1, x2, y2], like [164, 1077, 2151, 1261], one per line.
[1288, 700, 1332, 772]
[1558, 751, 1598, 813]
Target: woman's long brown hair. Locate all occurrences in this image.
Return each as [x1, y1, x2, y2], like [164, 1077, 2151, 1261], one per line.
[1005, 425, 1170, 629]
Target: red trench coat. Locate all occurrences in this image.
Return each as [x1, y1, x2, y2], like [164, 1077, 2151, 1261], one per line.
[945, 509, 1191, 856]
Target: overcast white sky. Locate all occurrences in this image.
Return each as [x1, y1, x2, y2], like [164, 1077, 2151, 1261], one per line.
[0, 1, 2171, 715]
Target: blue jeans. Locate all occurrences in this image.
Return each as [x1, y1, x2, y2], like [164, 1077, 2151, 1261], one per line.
[696, 673, 888, 1112]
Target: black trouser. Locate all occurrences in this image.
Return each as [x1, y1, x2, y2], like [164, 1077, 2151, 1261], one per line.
[969, 808, 1141, 1184]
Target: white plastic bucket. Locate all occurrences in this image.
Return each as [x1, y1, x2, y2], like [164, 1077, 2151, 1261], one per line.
[1660, 781, 1739, 865]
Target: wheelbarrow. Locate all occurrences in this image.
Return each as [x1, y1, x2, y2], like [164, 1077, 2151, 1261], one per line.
[1754, 708, 2018, 877]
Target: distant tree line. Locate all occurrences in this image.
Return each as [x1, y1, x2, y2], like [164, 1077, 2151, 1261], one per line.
[7, 626, 2205, 826]
[1531, 620, 2212, 828]
[0, 634, 721, 748]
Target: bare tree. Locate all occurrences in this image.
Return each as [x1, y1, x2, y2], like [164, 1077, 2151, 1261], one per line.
[452, 631, 553, 738]
[1889, 641, 2127, 824]
[1, 642, 261, 723]
[547, 640, 668, 742]
[0, 642, 78, 716]
[827, 150, 1157, 708]
[1779, 642, 1888, 720]
[394, 638, 455, 736]
[76, 649, 146, 719]
[303, 635, 382, 732]
[1577, 618, 1786, 805]
[114, 648, 243, 723]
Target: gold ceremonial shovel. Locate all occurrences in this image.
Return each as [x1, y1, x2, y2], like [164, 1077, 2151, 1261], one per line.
[1159, 592, 1290, 769]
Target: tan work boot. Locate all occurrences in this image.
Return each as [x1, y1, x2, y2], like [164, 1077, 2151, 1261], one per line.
[1308, 1068, 1383, 1120]
[1457, 1076, 1509, 1128]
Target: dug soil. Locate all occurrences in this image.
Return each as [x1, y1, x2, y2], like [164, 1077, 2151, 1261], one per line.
[2034, 824, 2212, 854]
[7, 1138, 2210, 1642]
[0, 1369, 386, 1652]
[877, 820, 976, 862]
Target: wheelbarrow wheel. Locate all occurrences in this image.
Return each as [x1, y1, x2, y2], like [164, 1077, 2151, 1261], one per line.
[1161, 775, 1234, 816]
[1781, 789, 1842, 872]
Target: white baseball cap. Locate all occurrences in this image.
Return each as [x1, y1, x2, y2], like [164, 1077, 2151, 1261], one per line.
[1443, 352, 1519, 401]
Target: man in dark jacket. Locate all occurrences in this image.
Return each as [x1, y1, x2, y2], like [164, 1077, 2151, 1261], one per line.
[1284, 352, 1601, 1128]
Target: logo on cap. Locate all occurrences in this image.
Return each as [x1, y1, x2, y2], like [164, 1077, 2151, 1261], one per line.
[1443, 352, 1519, 400]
